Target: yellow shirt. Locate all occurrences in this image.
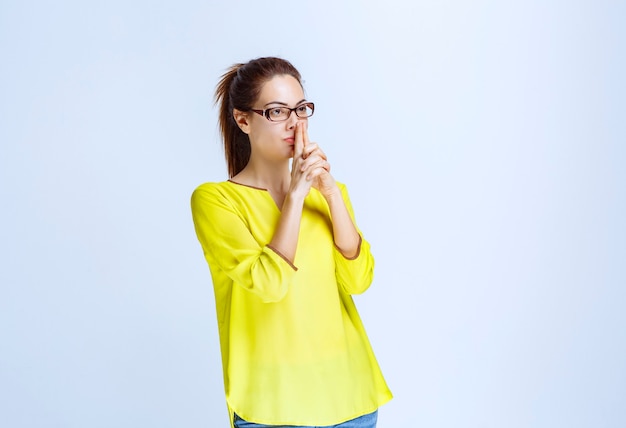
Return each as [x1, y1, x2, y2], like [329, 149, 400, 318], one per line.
[190, 180, 392, 426]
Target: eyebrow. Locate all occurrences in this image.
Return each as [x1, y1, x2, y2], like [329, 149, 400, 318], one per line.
[263, 99, 307, 108]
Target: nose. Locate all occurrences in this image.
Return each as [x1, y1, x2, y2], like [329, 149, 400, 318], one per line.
[286, 110, 303, 129]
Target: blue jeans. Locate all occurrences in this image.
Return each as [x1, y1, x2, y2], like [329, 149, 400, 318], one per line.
[233, 410, 378, 428]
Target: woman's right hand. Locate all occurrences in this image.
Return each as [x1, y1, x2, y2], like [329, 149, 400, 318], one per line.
[269, 122, 328, 263]
[289, 122, 330, 199]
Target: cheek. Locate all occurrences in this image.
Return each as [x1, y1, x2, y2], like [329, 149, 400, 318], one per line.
[250, 123, 282, 142]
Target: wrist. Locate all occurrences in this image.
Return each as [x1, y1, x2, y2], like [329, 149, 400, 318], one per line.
[322, 184, 342, 202]
[283, 191, 307, 208]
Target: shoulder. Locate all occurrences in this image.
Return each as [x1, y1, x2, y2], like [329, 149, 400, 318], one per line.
[190, 181, 232, 207]
[191, 180, 268, 212]
[192, 181, 224, 196]
[192, 181, 228, 195]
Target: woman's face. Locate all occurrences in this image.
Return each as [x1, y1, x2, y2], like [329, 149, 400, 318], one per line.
[245, 74, 308, 161]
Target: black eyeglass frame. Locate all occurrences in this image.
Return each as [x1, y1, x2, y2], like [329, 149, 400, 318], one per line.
[250, 102, 315, 122]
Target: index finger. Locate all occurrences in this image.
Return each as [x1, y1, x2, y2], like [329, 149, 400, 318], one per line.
[302, 121, 310, 147]
[294, 121, 305, 158]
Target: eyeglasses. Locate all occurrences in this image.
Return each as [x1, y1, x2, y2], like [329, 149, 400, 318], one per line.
[250, 102, 315, 122]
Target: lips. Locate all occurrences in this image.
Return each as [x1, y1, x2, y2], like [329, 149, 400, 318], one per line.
[284, 137, 295, 144]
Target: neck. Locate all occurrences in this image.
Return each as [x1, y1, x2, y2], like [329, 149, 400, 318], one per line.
[233, 158, 291, 193]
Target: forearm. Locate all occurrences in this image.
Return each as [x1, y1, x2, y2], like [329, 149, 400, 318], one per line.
[324, 188, 361, 258]
[268, 193, 306, 264]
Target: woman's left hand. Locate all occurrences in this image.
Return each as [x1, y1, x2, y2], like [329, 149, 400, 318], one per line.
[300, 125, 338, 198]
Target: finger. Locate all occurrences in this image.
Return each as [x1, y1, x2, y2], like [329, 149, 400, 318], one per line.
[302, 121, 311, 149]
[302, 144, 328, 164]
[300, 152, 324, 171]
[293, 122, 304, 159]
[303, 144, 327, 161]
[302, 156, 330, 175]
[306, 163, 331, 181]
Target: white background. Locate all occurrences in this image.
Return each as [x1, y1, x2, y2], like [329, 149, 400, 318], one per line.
[1, 1, 624, 427]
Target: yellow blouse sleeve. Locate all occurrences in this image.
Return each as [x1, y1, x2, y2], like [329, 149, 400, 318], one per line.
[190, 183, 297, 303]
[332, 183, 375, 295]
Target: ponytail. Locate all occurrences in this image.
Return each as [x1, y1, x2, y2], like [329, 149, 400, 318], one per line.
[213, 57, 303, 178]
[215, 64, 250, 178]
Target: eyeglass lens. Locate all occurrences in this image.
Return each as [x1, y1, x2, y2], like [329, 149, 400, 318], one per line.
[267, 104, 314, 121]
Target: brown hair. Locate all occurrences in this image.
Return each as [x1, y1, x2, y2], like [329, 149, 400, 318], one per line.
[214, 57, 303, 177]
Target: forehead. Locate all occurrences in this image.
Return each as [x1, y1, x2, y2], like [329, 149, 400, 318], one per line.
[257, 75, 304, 105]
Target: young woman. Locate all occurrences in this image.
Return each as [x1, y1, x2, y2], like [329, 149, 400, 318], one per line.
[191, 57, 392, 428]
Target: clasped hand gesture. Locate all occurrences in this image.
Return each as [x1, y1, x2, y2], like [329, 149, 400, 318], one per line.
[273, 122, 359, 261]
[289, 122, 337, 199]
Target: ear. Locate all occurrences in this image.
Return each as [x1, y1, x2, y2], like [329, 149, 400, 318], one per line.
[233, 109, 251, 134]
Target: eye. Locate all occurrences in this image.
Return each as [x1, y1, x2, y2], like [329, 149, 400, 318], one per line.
[269, 108, 284, 118]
